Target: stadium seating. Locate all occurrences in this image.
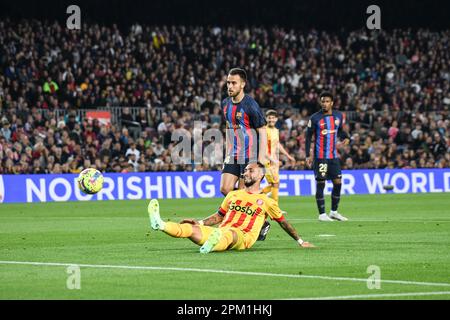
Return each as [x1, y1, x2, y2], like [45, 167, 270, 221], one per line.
[0, 20, 449, 174]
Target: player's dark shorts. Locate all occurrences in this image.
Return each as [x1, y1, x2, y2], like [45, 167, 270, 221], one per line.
[222, 156, 249, 178]
[313, 159, 342, 181]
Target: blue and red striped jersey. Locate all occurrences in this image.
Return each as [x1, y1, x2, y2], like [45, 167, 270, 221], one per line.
[221, 94, 266, 161]
[305, 110, 348, 160]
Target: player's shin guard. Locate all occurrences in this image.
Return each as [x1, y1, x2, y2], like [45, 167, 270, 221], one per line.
[261, 186, 272, 194]
[316, 181, 326, 215]
[163, 222, 193, 238]
[331, 183, 342, 211]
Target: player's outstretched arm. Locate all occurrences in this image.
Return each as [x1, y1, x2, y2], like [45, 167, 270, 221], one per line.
[180, 213, 224, 226]
[279, 143, 296, 164]
[277, 219, 316, 248]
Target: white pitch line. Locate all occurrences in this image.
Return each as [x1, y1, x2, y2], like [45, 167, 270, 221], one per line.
[1, 260, 450, 288]
[287, 218, 450, 223]
[159, 217, 450, 223]
[287, 291, 450, 300]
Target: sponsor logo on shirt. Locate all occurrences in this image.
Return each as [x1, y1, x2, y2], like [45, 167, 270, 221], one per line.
[229, 202, 259, 216]
[321, 129, 336, 135]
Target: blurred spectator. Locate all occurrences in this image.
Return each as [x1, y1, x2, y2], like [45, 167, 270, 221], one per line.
[43, 77, 59, 95]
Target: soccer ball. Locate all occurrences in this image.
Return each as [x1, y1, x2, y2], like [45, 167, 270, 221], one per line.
[77, 168, 104, 194]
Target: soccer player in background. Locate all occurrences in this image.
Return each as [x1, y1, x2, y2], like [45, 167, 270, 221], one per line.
[305, 92, 350, 222]
[261, 109, 296, 208]
[219, 67, 272, 240]
[148, 162, 315, 253]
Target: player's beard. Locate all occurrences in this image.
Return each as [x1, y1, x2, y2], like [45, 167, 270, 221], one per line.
[244, 177, 257, 187]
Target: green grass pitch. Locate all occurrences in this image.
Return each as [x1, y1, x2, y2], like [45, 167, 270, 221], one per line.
[1, 193, 449, 300]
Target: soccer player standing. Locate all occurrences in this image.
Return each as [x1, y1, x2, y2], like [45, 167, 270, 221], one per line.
[305, 92, 350, 221]
[219, 68, 272, 240]
[220, 68, 268, 195]
[261, 109, 296, 206]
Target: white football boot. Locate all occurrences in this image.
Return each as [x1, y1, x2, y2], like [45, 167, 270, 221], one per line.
[318, 213, 334, 221]
[148, 199, 165, 230]
[329, 211, 349, 221]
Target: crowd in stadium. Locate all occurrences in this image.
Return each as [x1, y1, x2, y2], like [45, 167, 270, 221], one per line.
[0, 19, 449, 174]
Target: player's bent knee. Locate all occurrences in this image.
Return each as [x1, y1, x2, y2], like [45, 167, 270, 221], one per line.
[229, 230, 238, 249]
[220, 186, 232, 196]
[333, 179, 342, 185]
[220, 173, 239, 195]
[220, 183, 233, 196]
[189, 225, 203, 244]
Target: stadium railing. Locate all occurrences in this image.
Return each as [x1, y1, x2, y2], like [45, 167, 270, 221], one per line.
[36, 107, 403, 129]
[38, 106, 165, 127]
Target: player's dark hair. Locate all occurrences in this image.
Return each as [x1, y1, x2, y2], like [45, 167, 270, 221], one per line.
[228, 68, 247, 82]
[319, 92, 334, 101]
[265, 109, 278, 117]
[242, 162, 266, 182]
[256, 161, 265, 170]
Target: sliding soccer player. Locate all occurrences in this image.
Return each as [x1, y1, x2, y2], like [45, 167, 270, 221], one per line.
[148, 162, 315, 253]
